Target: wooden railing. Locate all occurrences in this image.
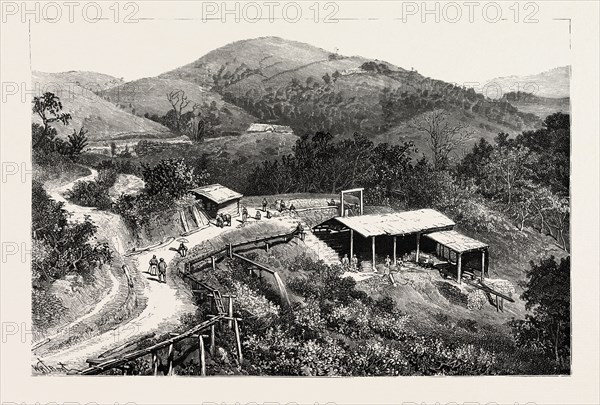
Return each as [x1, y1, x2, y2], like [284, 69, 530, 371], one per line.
[79, 315, 228, 376]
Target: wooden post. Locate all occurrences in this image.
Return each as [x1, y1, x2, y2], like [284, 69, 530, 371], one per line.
[211, 256, 216, 271]
[228, 243, 233, 258]
[393, 235, 397, 266]
[496, 295, 500, 312]
[371, 236, 376, 271]
[340, 192, 344, 216]
[227, 296, 234, 329]
[265, 242, 269, 252]
[485, 248, 490, 277]
[481, 250, 486, 282]
[210, 325, 216, 357]
[151, 351, 158, 376]
[359, 190, 363, 215]
[198, 335, 206, 376]
[415, 232, 421, 264]
[233, 318, 243, 365]
[457, 253, 462, 284]
[350, 229, 354, 259]
[167, 342, 174, 376]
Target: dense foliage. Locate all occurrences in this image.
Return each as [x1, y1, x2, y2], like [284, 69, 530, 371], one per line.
[510, 256, 570, 372]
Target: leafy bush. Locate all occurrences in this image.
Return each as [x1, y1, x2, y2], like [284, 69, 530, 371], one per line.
[66, 168, 118, 209]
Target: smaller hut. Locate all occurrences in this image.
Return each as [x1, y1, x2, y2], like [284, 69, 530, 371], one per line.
[189, 184, 243, 218]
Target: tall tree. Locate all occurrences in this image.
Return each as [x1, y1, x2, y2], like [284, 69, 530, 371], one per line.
[410, 110, 473, 170]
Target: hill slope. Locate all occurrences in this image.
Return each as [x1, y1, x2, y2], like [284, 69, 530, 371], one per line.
[32, 72, 177, 144]
[160, 36, 542, 149]
[103, 77, 257, 135]
[480, 66, 570, 99]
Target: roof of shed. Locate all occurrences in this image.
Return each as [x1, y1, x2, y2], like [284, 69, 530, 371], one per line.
[189, 184, 243, 204]
[333, 209, 455, 238]
[425, 230, 488, 253]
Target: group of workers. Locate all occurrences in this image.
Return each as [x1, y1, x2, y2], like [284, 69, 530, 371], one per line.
[262, 198, 297, 214]
[341, 253, 398, 274]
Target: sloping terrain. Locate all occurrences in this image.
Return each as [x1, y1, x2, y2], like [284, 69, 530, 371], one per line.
[501, 92, 570, 119]
[34, 70, 125, 92]
[32, 72, 175, 144]
[159, 36, 542, 146]
[103, 77, 257, 135]
[480, 66, 570, 99]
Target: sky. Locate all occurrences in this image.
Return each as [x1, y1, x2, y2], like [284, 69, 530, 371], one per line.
[28, 1, 571, 84]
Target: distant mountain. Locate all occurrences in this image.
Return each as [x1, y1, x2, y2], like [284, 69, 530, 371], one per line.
[159, 36, 541, 151]
[32, 71, 176, 145]
[501, 91, 570, 119]
[480, 66, 570, 99]
[33, 37, 559, 156]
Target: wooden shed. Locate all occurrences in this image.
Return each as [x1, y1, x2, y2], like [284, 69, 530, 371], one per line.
[425, 230, 489, 284]
[189, 184, 243, 219]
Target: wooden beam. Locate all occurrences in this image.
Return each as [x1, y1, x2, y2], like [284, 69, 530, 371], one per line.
[227, 296, 234, 329]
[457, 253, 462, 284]
[481, 250, 486, 282]
[350, 229, 354, 259]
[211, 256, 216, 271]
[233, 318, 243, 365]
[167, 343, 174, 376]
[393, 235, 397, 266]
[359, 190, 363, 215]
[152, 351, 158, 376]
[340, 192, 344, 216]
[198, 335, 206, 376]
[372, 236, 376, 271]
[210, 325, 215, 357]
[415, 232, 421, 264]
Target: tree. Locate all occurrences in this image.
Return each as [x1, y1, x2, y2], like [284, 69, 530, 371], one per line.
[32, 92, 72, 135]
[65, 127, 89, 159]
[410, 110, 473, 170]
[482, 144, 534, 205]
[166, 90, 190, 132]
[511, 256, 570, 370]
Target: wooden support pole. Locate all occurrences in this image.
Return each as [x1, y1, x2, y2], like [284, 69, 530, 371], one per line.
[167, 342, 174, 376]
[233, 318, 243, 365]
[350, 229, 354, 259]
[340, 192, 344, 216]
[198, 335, 206, 376]
[211, 256, 216, 271]
[152, 351, 158, 376]
[457, 253, 462, 284]
[227, 296, 234, 329]
[265, 242, 269, 252]
[228, 243, 233, 258]
[360, 190, 364, 215]
[485, 248, 490, 277]
[210, 325, 215, 357]
[415, 232, 421, 264]
[372, 236, 376, 271]
[393, 235, 397, 266]
[496, 295, 500, 312]
[481, 250, 486, 282]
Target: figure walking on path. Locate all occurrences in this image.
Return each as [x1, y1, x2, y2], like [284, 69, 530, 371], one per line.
[157, 258, 167, 283]
[149, 255, 158, 276]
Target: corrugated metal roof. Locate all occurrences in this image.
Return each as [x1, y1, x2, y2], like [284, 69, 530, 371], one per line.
[189, 184, 243, 204]
[425, 230, 488, 253]
[333, 209, 455, 237]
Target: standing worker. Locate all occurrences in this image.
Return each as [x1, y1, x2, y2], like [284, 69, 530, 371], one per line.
[242, 205, 248, 224]
[262, 198, 268, 212]
[149, 255, 158, 276]
[351, 254, 359, 272]
[157, 258, 167, 283]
